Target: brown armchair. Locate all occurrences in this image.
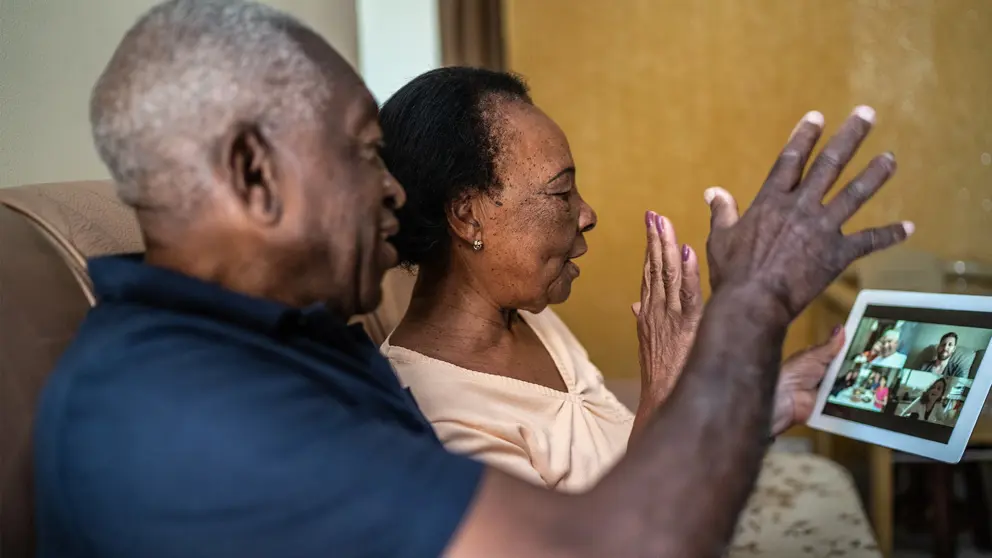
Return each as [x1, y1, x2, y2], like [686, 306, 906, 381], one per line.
[0, 181, 142, 558]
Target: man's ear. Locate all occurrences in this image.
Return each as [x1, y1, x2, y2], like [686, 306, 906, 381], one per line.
[446, 191, 484, 245]
[225, 124, 282, 225]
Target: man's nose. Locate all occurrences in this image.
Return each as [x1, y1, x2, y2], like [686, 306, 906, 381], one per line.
[385, 172, 406, 210]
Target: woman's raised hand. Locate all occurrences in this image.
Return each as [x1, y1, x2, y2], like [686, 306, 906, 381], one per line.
[631, 211, 703, 423]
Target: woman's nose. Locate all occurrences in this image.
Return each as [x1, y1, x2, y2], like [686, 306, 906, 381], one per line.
[578, 196, 597, 233]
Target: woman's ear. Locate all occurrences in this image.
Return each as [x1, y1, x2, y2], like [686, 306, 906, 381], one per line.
[445, 191, 485, 245]
[222, 124, 283, 226]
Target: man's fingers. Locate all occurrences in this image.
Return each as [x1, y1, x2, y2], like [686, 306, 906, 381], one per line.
[679, 245, 703, 320]
[846, 221, 915, 260]
[799, 106, 874, 202]
[705, 187, 739, 230]
[658, 215, 682, 310]
[824, 153, 896, 224]
[763, 111, 825, 192]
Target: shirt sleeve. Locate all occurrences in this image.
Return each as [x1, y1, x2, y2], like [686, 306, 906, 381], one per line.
[953, 352, 977, 378]
[433, 420, 549, 489]
[60, 346, 484, 558]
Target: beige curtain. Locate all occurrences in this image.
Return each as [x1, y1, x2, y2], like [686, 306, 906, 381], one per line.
[438, 0, 505, 70]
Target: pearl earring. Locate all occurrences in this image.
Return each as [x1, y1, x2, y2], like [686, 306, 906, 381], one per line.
[472, 239, 484, 251]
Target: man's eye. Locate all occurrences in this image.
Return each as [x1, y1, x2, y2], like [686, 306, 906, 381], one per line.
[370, 142, 387, 164]
[365, 146, 385, 165]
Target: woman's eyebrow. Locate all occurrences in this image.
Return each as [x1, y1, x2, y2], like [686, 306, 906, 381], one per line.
[545, 166, 575, 184]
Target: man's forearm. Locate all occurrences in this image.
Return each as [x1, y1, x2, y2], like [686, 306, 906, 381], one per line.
[584, 283, 791, 557]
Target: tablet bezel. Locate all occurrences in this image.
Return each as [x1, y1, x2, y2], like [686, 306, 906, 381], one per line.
[807, 289, 992, 463]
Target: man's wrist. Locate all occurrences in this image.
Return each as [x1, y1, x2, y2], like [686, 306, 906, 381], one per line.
[710, 282, 793, 329]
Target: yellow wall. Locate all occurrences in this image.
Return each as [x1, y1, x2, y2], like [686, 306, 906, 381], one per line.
[505, 0, 992, 379]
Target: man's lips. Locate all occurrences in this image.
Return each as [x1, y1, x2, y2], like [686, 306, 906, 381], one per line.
[379, 218, 399, 240]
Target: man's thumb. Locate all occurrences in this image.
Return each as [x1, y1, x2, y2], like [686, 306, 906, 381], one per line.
[704, 187, 740, 229]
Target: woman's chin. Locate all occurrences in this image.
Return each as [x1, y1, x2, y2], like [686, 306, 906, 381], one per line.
[547, 276, 575, 305]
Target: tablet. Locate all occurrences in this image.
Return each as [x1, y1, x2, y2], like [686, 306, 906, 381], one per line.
[807, 289, 992, 463]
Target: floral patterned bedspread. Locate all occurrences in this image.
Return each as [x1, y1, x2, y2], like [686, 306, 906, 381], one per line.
[726, 452, 880, 558]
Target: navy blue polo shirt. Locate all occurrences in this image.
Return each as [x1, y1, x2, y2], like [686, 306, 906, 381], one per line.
[34, 255, 482, 558]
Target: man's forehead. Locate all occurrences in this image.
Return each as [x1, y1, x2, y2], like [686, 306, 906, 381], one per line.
[339, 85, 379, 135]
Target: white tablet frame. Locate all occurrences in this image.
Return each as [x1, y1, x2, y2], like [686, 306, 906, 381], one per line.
[807, 289, 992, 463]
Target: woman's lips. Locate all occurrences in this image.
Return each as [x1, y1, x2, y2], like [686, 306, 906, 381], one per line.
[565, 259, 580, 276]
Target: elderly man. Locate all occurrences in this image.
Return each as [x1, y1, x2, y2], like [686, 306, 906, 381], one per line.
[33, 1, 911, 557]
[869, 328, 908, 368]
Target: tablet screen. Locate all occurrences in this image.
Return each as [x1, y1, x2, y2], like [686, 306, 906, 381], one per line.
[823, 305, 992, 444]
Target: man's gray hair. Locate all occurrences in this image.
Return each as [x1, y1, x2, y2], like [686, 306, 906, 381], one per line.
[881, 329, 901, 340]
[91, 0, 336, 212]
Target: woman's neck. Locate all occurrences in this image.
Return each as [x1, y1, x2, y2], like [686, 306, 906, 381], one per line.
[392, 262, 521, 353]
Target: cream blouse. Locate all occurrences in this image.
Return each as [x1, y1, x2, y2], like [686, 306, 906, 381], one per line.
[382, 309, 634, 493]
[384, 310, 884, 556]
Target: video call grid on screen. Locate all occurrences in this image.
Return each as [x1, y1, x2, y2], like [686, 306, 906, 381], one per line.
[822, 305, 992, 444]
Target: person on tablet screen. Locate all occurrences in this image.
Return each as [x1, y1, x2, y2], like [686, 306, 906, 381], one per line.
[873, 377, 889, 411]
[867, 371, 882, 390]
[831, 369, 858, 397]
[899, 377, 950, 424]
[918, 332, 973, 377]
[867, 329, 907, 368]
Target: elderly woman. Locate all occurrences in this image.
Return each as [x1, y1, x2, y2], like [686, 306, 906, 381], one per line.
[379, 67, 879, 555]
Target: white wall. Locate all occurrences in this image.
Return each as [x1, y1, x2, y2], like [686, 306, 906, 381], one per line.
[356, 0, 441, 105]
[0, 0, 358, 188]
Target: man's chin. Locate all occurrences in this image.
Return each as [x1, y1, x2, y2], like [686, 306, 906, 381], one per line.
[356, 282, 385, 316]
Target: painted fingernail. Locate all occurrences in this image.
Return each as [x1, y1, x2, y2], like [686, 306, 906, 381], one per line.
[645, 210, 653, 226]
[853, 105, 876, 124]
[832, 325, 842, 336]
[655, 214, 664, 233]
[902, 221, 916, 236]
[682, 244, 691, 262]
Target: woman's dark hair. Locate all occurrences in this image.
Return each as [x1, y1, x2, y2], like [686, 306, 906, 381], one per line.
[379, 67, 531, 267]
